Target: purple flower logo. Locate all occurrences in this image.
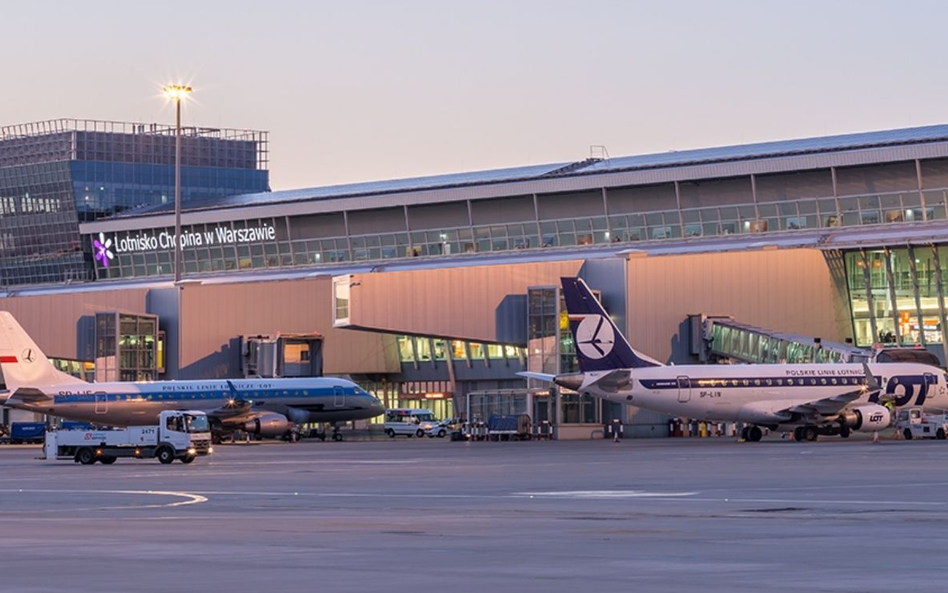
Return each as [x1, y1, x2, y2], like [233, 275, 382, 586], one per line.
[93, 233, 114, 268]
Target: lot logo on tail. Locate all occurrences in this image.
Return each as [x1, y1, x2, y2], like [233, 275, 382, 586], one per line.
[575, 314, 615, 359]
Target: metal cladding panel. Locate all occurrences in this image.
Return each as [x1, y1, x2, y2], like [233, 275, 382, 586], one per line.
[626, 249, 846, 365]
[346, 260, 585, 343]
[754, 169, 834, 201]
[677, 176, 753, 209]
[347, 207, 408, 235]
[920, 158, 948, 188]
[178, 278, 397, 378]
[536, 190, 604, 220]
[834, 161, 920, 196]
[0, 290, 149, 359]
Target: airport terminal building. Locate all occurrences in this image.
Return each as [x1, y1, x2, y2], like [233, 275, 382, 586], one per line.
[4, 118, 948, 436]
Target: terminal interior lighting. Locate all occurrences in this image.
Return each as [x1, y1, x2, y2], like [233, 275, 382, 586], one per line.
[162, 84, 192, 101]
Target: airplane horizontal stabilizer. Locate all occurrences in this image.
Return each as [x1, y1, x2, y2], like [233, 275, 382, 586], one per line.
[517, 371, 556, 383]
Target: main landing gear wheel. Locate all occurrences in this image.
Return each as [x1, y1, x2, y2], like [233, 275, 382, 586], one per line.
[903, 428, 914, 441]
[840, 424, 851, 439]
[746, 426, 763, 442]
[802, 426, 819, 442]
[793, 427, 803, 442]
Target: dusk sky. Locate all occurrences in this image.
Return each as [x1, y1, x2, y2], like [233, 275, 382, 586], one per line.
[6, 0, 948, 190]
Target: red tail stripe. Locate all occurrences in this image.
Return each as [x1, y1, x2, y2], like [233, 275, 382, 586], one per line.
[0, 356, 17, 363]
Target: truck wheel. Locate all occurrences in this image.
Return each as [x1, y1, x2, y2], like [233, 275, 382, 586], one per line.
[903, 428, 913, 441]
[416, 429, 425, 438]
[937, 428, 946, 440]
[76, 448, 96, 465]
[156, 447, 175, 464]
[99, 456, 117, 465]
[437, 429, 446, 438]
[385, 429, 395, 438]
[181, 455, 196, 464]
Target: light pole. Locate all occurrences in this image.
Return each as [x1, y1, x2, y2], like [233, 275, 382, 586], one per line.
[162, 84, 191, 379]
[162, 84, 192, 284]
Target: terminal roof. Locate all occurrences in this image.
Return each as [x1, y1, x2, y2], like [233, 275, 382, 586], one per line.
[111, 123, 948, 218]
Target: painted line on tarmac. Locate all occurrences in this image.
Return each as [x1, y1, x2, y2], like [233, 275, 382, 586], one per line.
[0, 489, 208, 510]
[514, 490, 698, 499]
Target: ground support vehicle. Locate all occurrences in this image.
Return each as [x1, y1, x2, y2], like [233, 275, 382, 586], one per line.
[43, 410, 212, 464]
[895, 407, 948, 440]
[487, 414, 533, 441]
[384, 408, 440, 438]
[5, 422, 46, 444]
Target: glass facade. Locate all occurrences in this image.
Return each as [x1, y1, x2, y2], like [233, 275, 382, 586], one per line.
[845, 246, 948, 353]
[526, 286, 600, 425]
[86, 184, 948, 282]
[0, 119, 269, 287]
[95, 312, 158, 382]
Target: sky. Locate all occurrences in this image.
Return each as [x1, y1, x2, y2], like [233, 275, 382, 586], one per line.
[5, 0, 948, 191]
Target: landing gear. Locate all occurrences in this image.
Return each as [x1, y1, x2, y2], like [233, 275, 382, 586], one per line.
[801, 425, 818, 442]
[740, 426, 763, 442]
[839, 424, 851, 439]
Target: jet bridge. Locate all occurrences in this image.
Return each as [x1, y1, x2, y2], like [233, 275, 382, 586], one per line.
[693, 315, 872, 365]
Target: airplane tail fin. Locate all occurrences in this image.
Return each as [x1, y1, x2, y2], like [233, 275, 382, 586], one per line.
[560, 277, 663, 372]
[0, 311, 87, 391]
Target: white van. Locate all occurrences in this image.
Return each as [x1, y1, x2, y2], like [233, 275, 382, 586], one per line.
[384, 409, 438, 438]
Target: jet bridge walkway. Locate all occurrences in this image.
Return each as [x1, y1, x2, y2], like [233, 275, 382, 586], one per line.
[694, 316, 873, 365]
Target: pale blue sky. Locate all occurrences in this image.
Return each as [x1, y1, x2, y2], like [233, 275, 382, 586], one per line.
[5, 1, 948, 189]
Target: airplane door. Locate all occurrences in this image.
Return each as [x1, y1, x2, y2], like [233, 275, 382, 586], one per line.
[94, 391, 108, 414]
[677, 376, 691, 403]
[333, 386, 345, 407]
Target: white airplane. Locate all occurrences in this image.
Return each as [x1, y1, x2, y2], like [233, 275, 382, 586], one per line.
[521, 278, 948, 442]
[0, 312, 384, 440]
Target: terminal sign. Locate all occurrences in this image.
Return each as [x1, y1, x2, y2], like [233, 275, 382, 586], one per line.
[92, 223, 277, 260]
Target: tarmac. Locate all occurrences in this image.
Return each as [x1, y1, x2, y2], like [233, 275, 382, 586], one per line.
[0, 435, 946, 592]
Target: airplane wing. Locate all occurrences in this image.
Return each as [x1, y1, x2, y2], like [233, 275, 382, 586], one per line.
[781, 387, 879, 420]
[206, 399, 253, 421]
[517, 372, 556, 382]
[777, 363, 881, 421]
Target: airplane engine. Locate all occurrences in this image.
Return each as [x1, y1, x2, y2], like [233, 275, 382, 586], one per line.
[839, 405, 891, 432]
[244, 413, 291, 438]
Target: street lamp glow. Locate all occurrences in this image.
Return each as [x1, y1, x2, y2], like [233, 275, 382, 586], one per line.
[162, 84, 192, 101]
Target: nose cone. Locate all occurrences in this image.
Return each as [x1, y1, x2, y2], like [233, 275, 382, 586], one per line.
[368, 395, 385, 417]
[554, 373, 585, 391]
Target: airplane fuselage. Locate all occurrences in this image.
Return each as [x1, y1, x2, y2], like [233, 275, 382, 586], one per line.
[578, 362, 947, 426]
[11, 377, 384, 427]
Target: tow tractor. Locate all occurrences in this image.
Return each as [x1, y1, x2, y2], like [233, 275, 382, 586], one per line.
[895, 407, 948, 440]
[43, 410, 213, 464]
